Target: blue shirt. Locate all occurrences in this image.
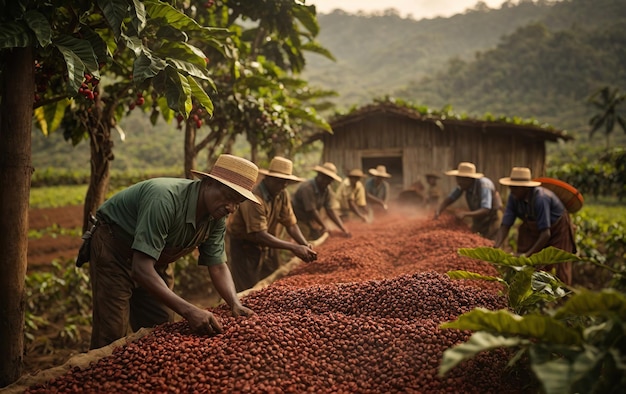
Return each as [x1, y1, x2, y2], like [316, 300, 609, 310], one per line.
[501, 186, 565, 231]
[447, 177, 495, 210]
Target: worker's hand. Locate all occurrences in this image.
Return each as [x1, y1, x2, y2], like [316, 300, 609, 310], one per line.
[383, 203, 388, 211]
[341, 230, 352, 238]
[231, 303, 254, 317]
[186, 308, 223, 336]
[293, 244, 318, 263]
[454, 211, 467, 220]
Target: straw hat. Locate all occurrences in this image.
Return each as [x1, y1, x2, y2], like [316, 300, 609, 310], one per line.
[499, 167, 541, 187]
[313, 162, 342, 182]
[368, 165, 392, 178]
[348, 169, 366, 178]
[258, 156, 305, 183]
[191, 154, 260, 204]
[444, 162, 483, 179]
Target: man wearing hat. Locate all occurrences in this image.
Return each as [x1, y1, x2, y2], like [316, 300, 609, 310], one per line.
[435, 162, 502, 240]
[365, 165, 391, 214]
[494, 167, 576, 285]
[336, 169, 370, 223]
[227, 156, 318, 292]
[85, 154, 258, 349]
[292, 162, 352, 239]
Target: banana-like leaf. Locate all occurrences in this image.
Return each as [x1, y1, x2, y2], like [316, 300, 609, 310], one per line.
[439, 332, 529, 376]
[446, 270, 505, 283]
[0, 22, 31, 48]
[187, 76, 214, 117]
[527, 247, 582, 266]
[459, 246, 581, 267]
[24, 10, 51, 47]
[554, 289, 626, 320]
[441, 308, 581, 345]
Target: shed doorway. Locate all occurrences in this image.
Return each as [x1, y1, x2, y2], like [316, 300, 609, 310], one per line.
[361, 156, 404, 198]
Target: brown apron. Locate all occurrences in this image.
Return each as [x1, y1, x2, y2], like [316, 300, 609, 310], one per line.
[517, 213, 576, 285]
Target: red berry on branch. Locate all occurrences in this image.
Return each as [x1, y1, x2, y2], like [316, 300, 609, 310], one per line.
[136, 97, 145, 106]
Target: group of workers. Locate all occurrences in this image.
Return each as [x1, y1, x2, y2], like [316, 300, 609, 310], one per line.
[81, 154, 577, 350]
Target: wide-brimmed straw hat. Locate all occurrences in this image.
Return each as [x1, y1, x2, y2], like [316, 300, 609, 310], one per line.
[191, 154, 260, 204]
[499, 167, 541, 187]
[313, 162, 342, 182]
[258, 156, 305, 183]
[368, 165, 392, 178]
[348, 169, 366, 178]
[444, 162, 483, 179]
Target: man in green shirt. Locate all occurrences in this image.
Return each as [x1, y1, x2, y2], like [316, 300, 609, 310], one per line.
[228, 156, 317, 292]
[86, 154, 258, 349]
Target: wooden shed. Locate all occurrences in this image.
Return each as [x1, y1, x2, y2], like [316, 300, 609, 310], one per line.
[318, 101, 573, 198]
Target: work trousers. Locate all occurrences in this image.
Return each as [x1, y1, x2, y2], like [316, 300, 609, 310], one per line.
[88, 223, 174, 349]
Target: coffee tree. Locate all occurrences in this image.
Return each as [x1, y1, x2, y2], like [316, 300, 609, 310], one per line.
[0, 0, 228, 386]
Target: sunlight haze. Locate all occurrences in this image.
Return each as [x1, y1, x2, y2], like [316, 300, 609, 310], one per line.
[307, 0, 513, 19]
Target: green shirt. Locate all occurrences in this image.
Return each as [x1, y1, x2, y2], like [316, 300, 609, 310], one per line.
[97, 178, 226, 266]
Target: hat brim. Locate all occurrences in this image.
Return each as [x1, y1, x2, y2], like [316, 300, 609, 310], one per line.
[258, 169, 305, 183]
[313, 165, 342, 182]
[191, 170, 261, 204]
[368, 169, 391, 178]
[444, 170, 483, 179]
[499, 177, 541, 187]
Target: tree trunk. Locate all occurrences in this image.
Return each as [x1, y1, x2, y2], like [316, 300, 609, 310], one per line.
[184, 121, 197, 177]
[0, 46, 34, 387]
[83, 104, 114, 232]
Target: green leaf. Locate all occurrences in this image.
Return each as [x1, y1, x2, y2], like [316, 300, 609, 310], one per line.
[554, 289, 626, 320]
[446, 270, 505, 283]
[0, 21, 31, 48]
[164, 67, 191, 117]
[133, 51, 167, 85]
[293, 4, 319, 36]
[458, 247, 520, 266]
[97, 0, 128, 39]
[187, 76, 214, 117]
[143, 0, 202, 32]
[33, 99, 70, 136]
[529, 349, 573, 394]
[166, 58, 210, 81]
[441, 308, 581, 345]
[154, 41, 207, 68]
[157, 96, 174, 122]
[130, 0, 147, 32]
[508, 267, 533, 309]
[527, 247, 582, 266]
[439, 331, 529, 376]
[24, 10, 51, 47]
[54, 35, 100, 92]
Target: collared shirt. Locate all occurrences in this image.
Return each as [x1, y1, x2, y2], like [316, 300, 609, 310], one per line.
[292, 178, 334, 222]
[365, 177, 390, 203]
[96, 178, 226, 266]
[336, 178, 367, 210]
[447, 177, 496, 210]
[502, 186, 565, 231]
[228, 180, 298, 240]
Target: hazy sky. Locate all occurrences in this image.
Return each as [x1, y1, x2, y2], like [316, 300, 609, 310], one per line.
[306, 0, 508, 19]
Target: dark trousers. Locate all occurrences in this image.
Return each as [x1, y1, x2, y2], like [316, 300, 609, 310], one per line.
[88, 223, 173, 349]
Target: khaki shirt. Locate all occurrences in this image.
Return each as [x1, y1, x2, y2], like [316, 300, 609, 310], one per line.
[336, 178, 367, 210]
[228, 181, 297, 240]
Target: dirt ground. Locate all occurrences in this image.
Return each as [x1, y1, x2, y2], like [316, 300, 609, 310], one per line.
[28, 205, 84, 270]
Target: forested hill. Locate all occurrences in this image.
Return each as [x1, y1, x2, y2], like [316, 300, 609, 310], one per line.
[32, 0, 626, 171]
[304, 0, 626, 157]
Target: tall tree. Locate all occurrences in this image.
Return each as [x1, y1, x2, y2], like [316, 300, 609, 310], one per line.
[176, 0, 335, 175]
[0, 0, 224, 386]
[588, 86, 626, 148]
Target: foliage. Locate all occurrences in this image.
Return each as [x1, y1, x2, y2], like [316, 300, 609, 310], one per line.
[587, 86, 626, 144]
[24, 259, 92, 353]
[441, 245, 626, 393]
